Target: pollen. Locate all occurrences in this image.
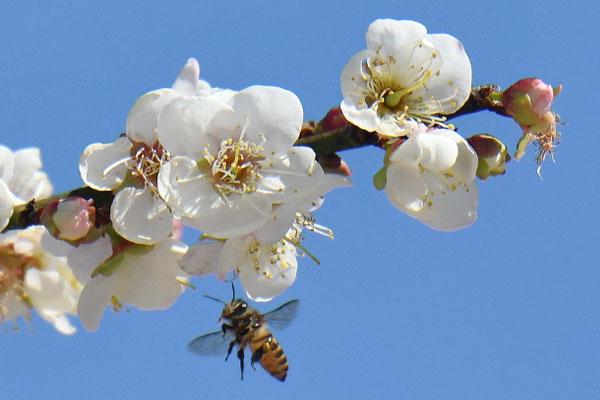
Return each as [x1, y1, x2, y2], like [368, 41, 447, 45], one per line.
[207, 138, 265, 197]
[130, 141, 170, 189]
[0, 244, 39, 296]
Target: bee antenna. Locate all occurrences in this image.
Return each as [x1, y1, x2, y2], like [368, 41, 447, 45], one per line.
[231, 282, 236, 302]
[203, 294, 226, 305]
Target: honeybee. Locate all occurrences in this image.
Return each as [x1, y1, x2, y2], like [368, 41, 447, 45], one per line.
[188, 292, 299, 382]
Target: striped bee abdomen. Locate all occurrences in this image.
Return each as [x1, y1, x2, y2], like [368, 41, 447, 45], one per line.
[250, 326, 289, 382]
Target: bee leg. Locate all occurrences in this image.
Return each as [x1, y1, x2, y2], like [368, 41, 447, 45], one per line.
[221, 323, 233, 336]
[225, 340, 236, 362]
[237, 348, 245, 381]
[250, 347, 264, 371]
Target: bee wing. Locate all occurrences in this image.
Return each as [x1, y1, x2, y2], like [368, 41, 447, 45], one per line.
[263, 299, 299, 331]
[187, 331, 233, 357]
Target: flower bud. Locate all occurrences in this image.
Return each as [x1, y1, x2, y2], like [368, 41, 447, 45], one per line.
[467, 134, 510, 180]
[53, 198, 95, 241]
[502, 78, 561, 132]
[319, 107, 350, 132]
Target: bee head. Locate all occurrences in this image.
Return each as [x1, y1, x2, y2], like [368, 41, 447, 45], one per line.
[221, 299, 248, 320]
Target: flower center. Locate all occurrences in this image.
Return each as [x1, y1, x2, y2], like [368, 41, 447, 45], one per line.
[243, 235, 294, 280]
[130, 141, 170, 187]
[204, 138, 265, 196]
[0, 244, 39, 296]
[360, 52, 447, 127]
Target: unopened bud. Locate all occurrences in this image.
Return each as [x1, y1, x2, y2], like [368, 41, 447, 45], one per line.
[502, 78, 561, 132]
[320, 107, 350, 132]
[52, 198, 95, 241]
[467, 134, 510, 180]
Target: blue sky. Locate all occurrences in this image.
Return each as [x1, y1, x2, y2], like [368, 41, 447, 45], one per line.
[1, 1, 598, 399]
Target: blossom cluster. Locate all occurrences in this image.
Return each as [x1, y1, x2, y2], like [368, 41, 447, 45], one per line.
[0, 18, 561, 335]
[1, 58, 347, 333]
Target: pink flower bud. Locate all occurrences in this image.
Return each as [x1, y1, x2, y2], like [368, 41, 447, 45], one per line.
[52, 198, 95, 241]
[320, 107, 350, 132]
[502, 78, 561, 131]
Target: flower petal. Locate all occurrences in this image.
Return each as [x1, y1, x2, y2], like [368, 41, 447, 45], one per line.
[179, 241, 224, 276]
[79, 137, 132, 190]
[0, 145, 15, 182]
[260, 147, 324, 203]
[77, 273, 115, 332]
[119, 239, 187, 310]
[187, 192, 272, 239]
[0, 180, 14, 230]
[228, 86, 303, 155]
[366, 19, 427, 57]
[415, 175, 478, 231]
[157, 97, 228, 159]
[9, 148, 52, 203]
[171, 58, 201, 97]
[126, 89, 180, 145]
[238, 240, 297, 302]
[110, 186, 172, 245]
[385, 162, 428, 213]
[158, 156, 220, 217]
[411, 33, 472, 114]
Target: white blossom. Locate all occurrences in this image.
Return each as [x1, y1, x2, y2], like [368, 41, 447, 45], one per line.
[157, 85, 324, 239]
[0, 146, 52, 231]
[0, 226, 81, 335]
[180, 227, 300, 302]
[78, 59, 217, 244]
[77, 238, 188, 332]
[340, 19, 472, 137]
[384, 125, 478, 231]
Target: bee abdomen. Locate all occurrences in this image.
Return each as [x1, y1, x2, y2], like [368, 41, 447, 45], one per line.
[251, 330, 289, 382]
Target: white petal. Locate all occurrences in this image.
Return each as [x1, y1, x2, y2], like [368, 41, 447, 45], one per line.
[118, 239, 187, 310]
[171, 58, 201, 97]
[188, 192, 272, 239]
[126, 89, 180, 145]
[0, 180, 13, 230]
[340, 50, 374, 106]
[52, 235, 113, 284]
[50, 315, 77, 335]
[79, 138, 132, 190]
[179, 241, 224, 275]
[110, 186, 172, 245]
[366, 19, 427, 57]
[77, 273, 115, 332]
[158, 156, 220, 217]
[411, 34, 472, 114]
[434, 129, 478, 182]
[239, 241, 297, 302]
[216, 237, 252, 280]
[252, 203, 297, 245]
[229, 86, 303, 155]
[415, 131, 459, 171]
[157, 97, 227, 159]
[385, 162, 428, 213]
[25, 269, 76, 314]
[297, 173, 352, 212]
[416, 176, 478, 231]
[260, 147, 324, 203]
[8, 148, 52, 203]
[340, 99, 379, 133]
[0, 145, 15, 182]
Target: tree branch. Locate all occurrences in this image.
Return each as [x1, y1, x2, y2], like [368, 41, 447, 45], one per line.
[2, 85, 510, 233]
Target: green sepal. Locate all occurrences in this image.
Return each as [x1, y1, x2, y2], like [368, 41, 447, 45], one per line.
[372, 165, 387, 191]
[515, 134, 533, 160]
